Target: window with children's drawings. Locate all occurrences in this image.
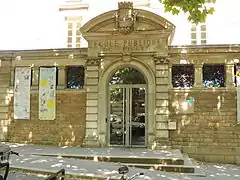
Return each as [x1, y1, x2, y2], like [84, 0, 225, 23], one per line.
[203, 64, 225, 88]
[172, 65, 194, 88]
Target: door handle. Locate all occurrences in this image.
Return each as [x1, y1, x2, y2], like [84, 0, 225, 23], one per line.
[106, 117, 108, 123]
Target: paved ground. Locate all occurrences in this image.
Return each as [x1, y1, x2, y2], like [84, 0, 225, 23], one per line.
[2, 143, 240, 180]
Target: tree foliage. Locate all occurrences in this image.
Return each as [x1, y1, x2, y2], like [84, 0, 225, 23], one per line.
[159, 0, 215, 24]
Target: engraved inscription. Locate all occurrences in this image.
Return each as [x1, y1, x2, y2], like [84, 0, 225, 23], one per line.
[89, 39, 162, 52]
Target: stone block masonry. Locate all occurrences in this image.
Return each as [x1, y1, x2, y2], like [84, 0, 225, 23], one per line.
[7, 92, 86, 146]
[169, 90, 240, 164]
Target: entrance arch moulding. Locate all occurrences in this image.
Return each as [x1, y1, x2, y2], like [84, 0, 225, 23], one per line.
[80, 1, 176, 147]
[98, 57, 156, 147]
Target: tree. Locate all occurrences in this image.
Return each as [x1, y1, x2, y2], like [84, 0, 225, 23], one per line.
[159, 0, 215, 24]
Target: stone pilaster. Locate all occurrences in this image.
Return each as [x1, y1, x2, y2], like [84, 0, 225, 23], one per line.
[10, 67, 15, 87]
[32, 67, 39, 89]
[225, 64, 235, 87]
[83, 57, 101, 147]
[57, 66, 66, 89]
[168, 63, 173, 89]
[194, 64, 203, 88]
[153, 56, 171, 149]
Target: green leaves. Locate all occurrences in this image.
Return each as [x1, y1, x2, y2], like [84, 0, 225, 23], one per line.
[159, 0, 215, 24]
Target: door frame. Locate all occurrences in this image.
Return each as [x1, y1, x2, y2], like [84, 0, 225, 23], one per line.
[107, 84, 148, 147]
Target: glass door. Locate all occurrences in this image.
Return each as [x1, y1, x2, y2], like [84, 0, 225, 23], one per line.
[130, 87, 146, 146]
[109, 87, 126, 145]
[108, 85, 146, 147]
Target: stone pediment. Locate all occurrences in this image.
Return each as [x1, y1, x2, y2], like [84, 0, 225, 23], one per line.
[80, 2, 175, 41]
[81, 2, 175, 56]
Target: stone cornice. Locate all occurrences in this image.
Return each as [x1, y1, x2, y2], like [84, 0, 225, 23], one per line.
[0, 48, 88, 61]
[169, 44, 240, 55]
[1, 44, 240, 61]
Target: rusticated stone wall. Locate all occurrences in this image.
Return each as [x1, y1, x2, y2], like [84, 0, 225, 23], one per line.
[169, 89, 240, 164]
[7, 92, 86, 146]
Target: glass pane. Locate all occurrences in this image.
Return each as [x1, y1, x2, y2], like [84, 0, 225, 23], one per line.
[76, 44, 81, 48]
[191, 25, 196, 31]
[201, 24, 207, 31]
[109, 68, 146, 85]
[201, 40, 207, 44]
[191, 33, 197, 39]
[66, 66, 84, 88]
[68, 30, 72, 36]
[76, 30, 81, 36]
[67, 44, 72, 48]
[109, 88, 125, 145]
[76, 22, 81, 29]
[203, 64, 225, 88]
[172, 65, 194, 88]
[131, 88, 145, 146]
[76, 37, 81, 43]
[68, 23, 73, 29]
[191, 40, 197, 45]
[68, 37, 72, 43]
[201, 32, 206, 39]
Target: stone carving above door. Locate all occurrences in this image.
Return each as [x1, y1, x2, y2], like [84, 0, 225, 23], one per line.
[114, 2, 137, 34]
[80, 2, 175, 36]
[80, 1, 175, 56]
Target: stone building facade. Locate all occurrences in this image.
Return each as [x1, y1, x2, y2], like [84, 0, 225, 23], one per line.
[0, 2, 239, 164]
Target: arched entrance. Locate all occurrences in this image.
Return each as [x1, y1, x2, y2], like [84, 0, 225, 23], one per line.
[108, 67, 147, 147]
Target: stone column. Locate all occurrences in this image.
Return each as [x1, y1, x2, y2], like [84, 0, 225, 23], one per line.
[154, 56, 171, 149]
[83, 57, 100, 147]
[57, 66, 66, 89]
[32, 67, 39, 89]
[225, 64, 235, 87]
[194, 64, 203, 88]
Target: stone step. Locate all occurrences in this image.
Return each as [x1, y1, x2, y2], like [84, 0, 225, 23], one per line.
[30, 149, 185, 166]
[123, 163, 196, 173]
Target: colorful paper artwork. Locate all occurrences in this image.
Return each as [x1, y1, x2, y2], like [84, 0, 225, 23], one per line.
[39, 67, 56, 120]
[14, 67, 31, 119]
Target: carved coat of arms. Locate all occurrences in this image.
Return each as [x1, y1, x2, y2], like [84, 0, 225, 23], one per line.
[115, 2, 137, 34]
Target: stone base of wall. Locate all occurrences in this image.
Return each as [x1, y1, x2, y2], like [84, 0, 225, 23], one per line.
[169, 89, 240, 164]
[7, 92, 86, 146]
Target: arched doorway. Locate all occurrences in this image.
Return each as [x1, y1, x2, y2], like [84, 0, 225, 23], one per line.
[108, 67, 147, 147]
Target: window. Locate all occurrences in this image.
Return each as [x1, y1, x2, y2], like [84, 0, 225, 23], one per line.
[203, 64, 225, 88]
[172, 65, 194, 88]
[31, 68, 33, 86]
[39, 66, 58, 87]
[66, 16, 82, 48]
[134, 0, 151, 7]
[66, 66, 84, 89]
[234, 63, 240, 87]
[190, 23, 207, 45]
[205, 0, 216, 3]
[191, 25, 197, 45]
